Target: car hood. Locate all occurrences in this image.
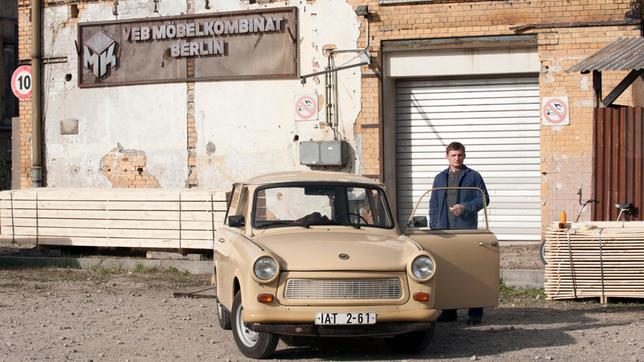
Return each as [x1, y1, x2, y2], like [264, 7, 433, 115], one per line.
[252, 228, 421, 271]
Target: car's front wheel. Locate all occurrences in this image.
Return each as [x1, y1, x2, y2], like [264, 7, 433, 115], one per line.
[216, 298, 231, 330]
[231, 291, 279, 359]
[384, 322, 435, 354]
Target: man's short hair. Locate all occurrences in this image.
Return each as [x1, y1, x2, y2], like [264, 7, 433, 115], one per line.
[446, 142, 466, 154]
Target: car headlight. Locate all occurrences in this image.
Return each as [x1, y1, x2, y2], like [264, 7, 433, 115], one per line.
[411, 255, 434, 280]
[253, 256, 278, 281]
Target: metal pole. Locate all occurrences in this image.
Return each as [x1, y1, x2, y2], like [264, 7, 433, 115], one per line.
[31, 0, 43, 187]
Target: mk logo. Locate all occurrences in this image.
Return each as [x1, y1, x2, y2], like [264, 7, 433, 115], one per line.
[83, 30, 118, 78]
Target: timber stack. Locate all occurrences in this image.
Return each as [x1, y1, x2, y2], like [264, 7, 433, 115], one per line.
[0, 189, 227, 250]
[544, 221, 644, 303]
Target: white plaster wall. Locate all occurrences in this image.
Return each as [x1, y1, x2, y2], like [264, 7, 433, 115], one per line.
[43, 1, 189, 188]
[41, 1, 362, 189]
[194, 0, 362, 188]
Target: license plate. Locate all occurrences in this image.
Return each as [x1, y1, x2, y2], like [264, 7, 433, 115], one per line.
[315, 312, 376, 325]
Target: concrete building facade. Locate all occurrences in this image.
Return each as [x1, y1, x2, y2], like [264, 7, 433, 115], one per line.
[15, 0, 644, 241]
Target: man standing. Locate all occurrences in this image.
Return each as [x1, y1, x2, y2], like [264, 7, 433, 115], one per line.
[429, 141, 490, 324]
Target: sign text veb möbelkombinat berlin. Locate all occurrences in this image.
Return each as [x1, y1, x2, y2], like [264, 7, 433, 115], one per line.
[78, 7, 297, 88]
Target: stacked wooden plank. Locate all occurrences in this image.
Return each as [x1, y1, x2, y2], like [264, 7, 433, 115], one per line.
[544, 221, 644, 302]
[0, 188, 227, 250]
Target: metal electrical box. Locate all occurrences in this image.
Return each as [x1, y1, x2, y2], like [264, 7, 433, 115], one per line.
[299, 141, 347, 166]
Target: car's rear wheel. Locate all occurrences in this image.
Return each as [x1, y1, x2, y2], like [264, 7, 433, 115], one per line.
[216, 298, 231, 330]
[384, 322, 435, 354]
[231, 291, 279, 359]
[539, 240, 548, 265]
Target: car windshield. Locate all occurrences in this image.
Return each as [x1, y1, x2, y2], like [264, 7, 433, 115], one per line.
[253, 184, 394, 229]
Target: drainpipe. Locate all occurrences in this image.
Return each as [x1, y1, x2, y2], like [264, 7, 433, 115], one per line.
[31, 0, 42, 187]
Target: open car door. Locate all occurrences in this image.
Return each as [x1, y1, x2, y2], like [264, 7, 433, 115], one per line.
[404, 187, 499, 309]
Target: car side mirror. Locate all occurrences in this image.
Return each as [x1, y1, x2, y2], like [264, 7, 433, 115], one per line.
[408, 216, 428, 228]
[228, 215, 245, 227]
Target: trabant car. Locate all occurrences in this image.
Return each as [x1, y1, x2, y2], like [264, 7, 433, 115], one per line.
[213, 171, 499, 358]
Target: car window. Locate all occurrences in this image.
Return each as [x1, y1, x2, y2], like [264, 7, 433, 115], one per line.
[235, 188, 249, 217]
[347, 188, 390, 226]
[253, 184, 393, 229]
[225, 185, 248, 228]
[226, 186, 241, 219]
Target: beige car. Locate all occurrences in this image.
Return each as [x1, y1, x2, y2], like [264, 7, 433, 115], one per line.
[213, 171, 499, 358]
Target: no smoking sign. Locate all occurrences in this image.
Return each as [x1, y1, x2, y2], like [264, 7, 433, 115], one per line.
[294, 94, 318, 121]
[542, 96, 569, 126]
[11, 65, 33, 101]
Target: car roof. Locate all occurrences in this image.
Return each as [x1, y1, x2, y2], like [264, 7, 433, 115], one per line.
[243, 171, 382, 186]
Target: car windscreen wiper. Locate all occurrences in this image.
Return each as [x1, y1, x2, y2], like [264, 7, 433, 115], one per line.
[309, 220, 360, 228]
[256, 220, 310, 229]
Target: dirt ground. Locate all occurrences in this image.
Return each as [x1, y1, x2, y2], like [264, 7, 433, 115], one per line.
[500, 243, 544, 270]
[1, 267, 642, 361]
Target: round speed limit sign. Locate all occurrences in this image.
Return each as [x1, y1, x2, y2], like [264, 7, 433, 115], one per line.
[11, 65, 33, 100]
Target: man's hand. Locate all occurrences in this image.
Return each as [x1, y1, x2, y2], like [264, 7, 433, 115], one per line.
[449, 204, 465, 216]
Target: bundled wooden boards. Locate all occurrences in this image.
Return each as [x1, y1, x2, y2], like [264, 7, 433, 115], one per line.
[544, 221, 644, 302]
[0, 188, 227, 250]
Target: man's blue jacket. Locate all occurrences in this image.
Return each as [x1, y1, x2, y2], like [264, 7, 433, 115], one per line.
[429, 165, 490, 230]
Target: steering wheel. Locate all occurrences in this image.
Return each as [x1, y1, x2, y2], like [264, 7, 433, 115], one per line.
[334, 212, 369, 225]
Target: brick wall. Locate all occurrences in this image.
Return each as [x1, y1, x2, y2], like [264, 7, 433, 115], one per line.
[356, 74, 380, 178]
[349, 0, 643, 231]
[17, 1, 31, 189]
[538, 26, 640, 226]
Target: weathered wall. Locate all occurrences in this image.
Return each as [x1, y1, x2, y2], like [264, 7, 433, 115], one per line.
[194, 1, 361, 188]
[538, 26, 640, 227]
[18, 0, 362, 189]
[350, 0, 643, 230]
[41, 1, 189, 188]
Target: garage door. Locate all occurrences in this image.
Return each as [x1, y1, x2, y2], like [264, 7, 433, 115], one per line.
[396, 75, 541, 241]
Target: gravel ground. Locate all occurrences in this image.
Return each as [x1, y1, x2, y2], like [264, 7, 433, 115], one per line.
[500, 243, 544, 270]
[1, 268, 642, 361]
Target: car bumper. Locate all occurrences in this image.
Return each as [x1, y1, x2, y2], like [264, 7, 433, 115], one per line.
[250, 321, 435, 337]
[243, 307, 439, 323]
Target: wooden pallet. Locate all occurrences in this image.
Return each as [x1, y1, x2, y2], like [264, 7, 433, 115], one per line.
[0, 188, 227, 250]
[544, 221, 644, 303]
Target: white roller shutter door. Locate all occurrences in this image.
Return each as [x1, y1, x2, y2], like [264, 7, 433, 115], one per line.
[396, 75, 541, 241]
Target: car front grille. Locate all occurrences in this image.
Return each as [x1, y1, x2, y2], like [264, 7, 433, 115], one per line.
[284, 278, 402, 299]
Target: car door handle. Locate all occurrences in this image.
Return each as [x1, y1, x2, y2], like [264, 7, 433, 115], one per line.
[479, 241, 498, 247]
[218, 238, 225, 243]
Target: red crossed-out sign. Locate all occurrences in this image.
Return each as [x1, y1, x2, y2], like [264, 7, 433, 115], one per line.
[542, 96, 569, 126]
[295, 95, 318, 121]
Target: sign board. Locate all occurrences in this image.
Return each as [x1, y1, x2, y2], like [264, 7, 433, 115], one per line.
[78, 7, 298, 87]
[294, 94, 318, 121]
[11, 65, 33, 100]
[542, 96, 569, 126]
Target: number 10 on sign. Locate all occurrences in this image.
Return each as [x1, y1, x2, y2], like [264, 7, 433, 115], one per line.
[11, 65, 33, 100]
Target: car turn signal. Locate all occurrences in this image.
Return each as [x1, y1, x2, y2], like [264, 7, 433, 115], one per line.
[257, 294, 274, 303]
[413, 292, 430, 302]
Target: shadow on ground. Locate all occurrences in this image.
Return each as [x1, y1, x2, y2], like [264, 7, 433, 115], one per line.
[272, 306, 640, 360]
